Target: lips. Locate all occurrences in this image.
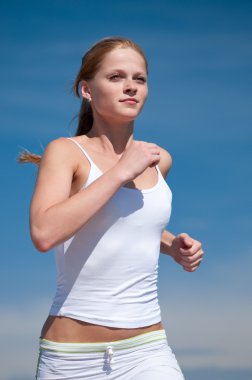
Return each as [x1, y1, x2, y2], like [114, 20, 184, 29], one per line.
[120, 98, 138, 103]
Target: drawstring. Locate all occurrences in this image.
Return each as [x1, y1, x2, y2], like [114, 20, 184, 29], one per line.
[105, 345, 115, 365]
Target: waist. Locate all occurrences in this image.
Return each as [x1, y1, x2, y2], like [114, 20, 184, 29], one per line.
[39, 328, 168, 354]
[41, 316, 164, 343]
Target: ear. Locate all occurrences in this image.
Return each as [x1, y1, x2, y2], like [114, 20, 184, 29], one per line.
[81, 80, 92, 102]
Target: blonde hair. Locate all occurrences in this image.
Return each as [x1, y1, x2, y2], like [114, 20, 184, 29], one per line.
[18, 36, 148, 165]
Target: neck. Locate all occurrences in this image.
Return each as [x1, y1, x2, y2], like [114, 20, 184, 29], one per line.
[86, 115, 135, 155]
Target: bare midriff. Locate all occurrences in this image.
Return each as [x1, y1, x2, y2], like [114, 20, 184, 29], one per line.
[40, 316, 164, 343]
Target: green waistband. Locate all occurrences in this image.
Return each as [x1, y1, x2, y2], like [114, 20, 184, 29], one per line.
[40, 329, 167, 354]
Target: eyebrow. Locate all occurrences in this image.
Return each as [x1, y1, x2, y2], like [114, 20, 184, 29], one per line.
[107, 69, 147, 76]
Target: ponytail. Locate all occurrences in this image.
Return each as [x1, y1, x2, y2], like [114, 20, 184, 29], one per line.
[74, 99, 93, 137]
[17, 149, 41, 165]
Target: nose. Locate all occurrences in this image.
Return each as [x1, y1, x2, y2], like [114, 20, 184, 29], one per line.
[123, 79, 137, 95]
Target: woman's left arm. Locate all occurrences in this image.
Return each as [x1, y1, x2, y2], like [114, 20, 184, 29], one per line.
[160, 230, 204, 272]
[158, 147, 204, 272]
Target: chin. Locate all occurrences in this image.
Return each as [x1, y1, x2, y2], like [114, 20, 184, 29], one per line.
[120, 109, 141, 118]
[98, 107, 141, 124]
[119, 113, 139, 122]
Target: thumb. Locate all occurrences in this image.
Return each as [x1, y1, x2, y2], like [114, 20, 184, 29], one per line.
[178, 233, 193, 247]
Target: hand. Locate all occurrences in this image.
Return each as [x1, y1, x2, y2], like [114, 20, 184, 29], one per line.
[116, 141, 160, 183]
[170, 233, 204, 272]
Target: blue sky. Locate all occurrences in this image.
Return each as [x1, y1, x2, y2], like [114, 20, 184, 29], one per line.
[1, 1, 252, 379]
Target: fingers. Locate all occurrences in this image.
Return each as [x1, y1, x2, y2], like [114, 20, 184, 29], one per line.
[137, 141, 160, 163]
[181, 248, 204, 261]
[179, 247, 204, 272]
[146, 142, 160, 153]
[147, 142, 159, 149]
[151, 149, 160, 156]
[119, 140, 161, 179]
[137, 141, 159, 150]
[149, 144, 160, 155]
[149, 145, 160, 166]
[173, 234, 204, 272]
[180, 241, 202, 256]
[182, 257, 203, 272]
[183, 262, 201, 272]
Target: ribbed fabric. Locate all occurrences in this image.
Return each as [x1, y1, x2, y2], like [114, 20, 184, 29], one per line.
[39, 329, 168, 353]
[49, 138, 172, 327]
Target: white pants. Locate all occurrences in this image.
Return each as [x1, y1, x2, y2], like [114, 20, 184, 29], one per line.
[36, 329, 184, 380]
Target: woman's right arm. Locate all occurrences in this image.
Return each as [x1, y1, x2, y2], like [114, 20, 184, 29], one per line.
[30, 138, 127, 252]
[30, 138, 160, 252]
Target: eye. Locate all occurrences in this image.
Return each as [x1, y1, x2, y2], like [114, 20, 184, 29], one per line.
[136, 76, 147, 83]
[109, 74, 122, 81]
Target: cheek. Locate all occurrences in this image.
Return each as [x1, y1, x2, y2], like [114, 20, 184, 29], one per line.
[91, 88, 120, 115]
[143, 85, 148, 99]
[140, 88, 148, 105]
[93, 86, 118, 105]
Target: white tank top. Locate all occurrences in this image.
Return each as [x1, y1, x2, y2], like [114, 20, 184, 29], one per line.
[49, 138, 173, 328]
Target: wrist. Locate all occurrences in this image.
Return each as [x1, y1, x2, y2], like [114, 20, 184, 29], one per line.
[168, 236, 177, 258]
[107, 165, 130, 188]
[160, 230, 177, 256]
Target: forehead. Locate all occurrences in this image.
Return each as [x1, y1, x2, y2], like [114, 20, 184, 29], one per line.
[98, 47, 147, 73]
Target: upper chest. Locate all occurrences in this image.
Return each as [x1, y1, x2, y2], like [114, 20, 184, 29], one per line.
[70, 150, 160, 196]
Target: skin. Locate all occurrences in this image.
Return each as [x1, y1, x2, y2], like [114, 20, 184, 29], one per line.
[30, 47, 204, 343]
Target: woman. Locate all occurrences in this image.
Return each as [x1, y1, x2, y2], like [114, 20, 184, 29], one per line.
[26, 37, 204, 379]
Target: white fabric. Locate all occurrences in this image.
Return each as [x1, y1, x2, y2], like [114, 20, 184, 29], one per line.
[49, 138, 173, 328]
[36, 330, 184, 380]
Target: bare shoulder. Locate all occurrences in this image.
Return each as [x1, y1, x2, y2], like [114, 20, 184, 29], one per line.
[40, 137, 79, 169]
[42, 137, 75, 158]
[32, 137, 82, 207]
[158, 146, 173, 179]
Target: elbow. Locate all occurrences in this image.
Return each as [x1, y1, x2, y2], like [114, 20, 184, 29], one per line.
[30, 225, 54, 253]
[32, 235, 51, 253]
[34, 240, 51, 253]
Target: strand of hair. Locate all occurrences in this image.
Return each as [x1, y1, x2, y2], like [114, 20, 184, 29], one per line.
[17, 150, 41, 165]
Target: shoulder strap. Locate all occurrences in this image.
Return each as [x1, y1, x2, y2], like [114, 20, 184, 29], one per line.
[67, 137, 95, 167]
[155, 164, 161, 176]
